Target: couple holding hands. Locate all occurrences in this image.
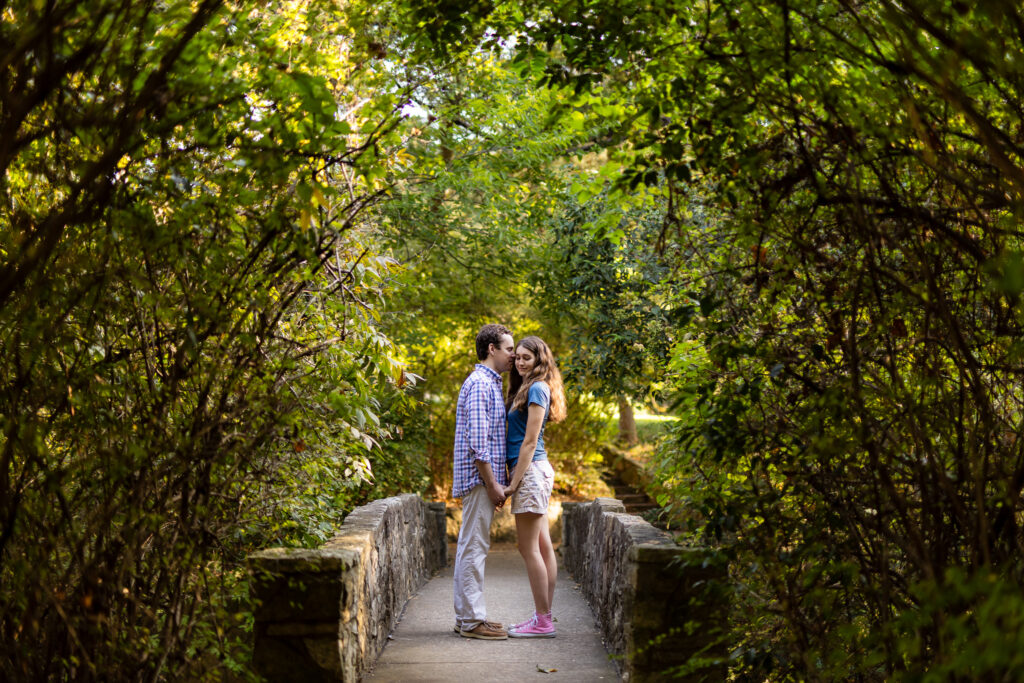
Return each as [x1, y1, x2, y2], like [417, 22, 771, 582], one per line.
[451, 324, 567, 640]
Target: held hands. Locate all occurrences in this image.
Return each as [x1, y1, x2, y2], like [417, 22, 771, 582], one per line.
[502, 481, 520, 499]
[487, 482, 506, 508]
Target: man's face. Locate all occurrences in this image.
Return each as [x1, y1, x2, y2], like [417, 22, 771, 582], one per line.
[490, 334, 515, 373]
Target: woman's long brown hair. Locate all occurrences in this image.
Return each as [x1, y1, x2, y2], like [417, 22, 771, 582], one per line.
[506, 336, 566, 422]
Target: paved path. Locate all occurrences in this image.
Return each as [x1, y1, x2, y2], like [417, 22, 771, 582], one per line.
[365, 544, 619, 682]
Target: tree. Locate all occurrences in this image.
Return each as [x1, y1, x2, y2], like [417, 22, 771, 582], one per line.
[0, 0, 415, 676]
[537, 187, 680, 445]
[414, 0, 1024, 678]
[367, 39, 606, 496]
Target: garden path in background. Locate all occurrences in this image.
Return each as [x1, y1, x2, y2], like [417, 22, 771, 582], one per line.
[364, 543, 618, 682]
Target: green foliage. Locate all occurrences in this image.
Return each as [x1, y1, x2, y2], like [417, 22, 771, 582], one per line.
[15, 0, 1024, 680]
[420, 0, 1024, 678]
[0, 0, 417, 677]
[537, 188, 679, 404]
[544, 392, 615, 497]
[888, 569, 1024, 681]
[364, 38, 615, 499]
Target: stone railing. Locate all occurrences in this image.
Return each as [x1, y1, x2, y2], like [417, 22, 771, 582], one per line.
[562, 498, 729, 682]
[248, 494, 447, 681]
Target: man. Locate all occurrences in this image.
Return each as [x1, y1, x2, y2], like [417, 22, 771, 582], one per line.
[452, 323, 515, 640]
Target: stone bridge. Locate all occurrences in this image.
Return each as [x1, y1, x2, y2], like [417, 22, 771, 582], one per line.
[249, 495, 728, 681]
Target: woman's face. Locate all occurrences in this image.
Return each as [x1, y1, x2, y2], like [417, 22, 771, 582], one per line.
[515, 346, 537, 376]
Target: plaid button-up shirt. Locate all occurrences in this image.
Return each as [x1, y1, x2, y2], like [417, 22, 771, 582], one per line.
[452, 364, 509, 498]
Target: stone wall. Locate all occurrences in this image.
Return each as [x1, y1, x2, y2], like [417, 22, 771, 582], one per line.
[562, 498, 729, 682]
[248, 494, 447, 682]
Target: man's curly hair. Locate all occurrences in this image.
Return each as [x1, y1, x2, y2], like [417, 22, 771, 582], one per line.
[475, 323, 512, 361]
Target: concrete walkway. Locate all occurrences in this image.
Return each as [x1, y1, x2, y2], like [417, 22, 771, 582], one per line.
[365, 544, 619, 682]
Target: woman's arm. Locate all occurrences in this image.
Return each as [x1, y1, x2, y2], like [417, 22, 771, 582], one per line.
[505, 403, 546, 495]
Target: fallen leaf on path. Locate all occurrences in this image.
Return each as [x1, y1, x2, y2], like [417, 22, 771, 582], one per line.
[537, 665, 558, 673]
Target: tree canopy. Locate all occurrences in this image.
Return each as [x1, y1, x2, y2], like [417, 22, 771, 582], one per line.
[4, 0, 1024, 679]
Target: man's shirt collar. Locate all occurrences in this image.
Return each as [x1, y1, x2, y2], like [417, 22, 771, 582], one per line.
[475, 363, 502, 384]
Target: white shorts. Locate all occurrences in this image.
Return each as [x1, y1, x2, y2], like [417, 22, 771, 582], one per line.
[511, 460, 554, 515]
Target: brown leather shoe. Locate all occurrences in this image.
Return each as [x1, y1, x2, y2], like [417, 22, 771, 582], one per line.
[459, 622, 508, 640]
[453, 620, 502, 633]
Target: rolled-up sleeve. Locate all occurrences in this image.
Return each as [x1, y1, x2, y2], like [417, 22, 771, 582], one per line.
[466, 381, 491, 463]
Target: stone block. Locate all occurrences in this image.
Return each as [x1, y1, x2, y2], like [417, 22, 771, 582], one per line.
[250, 494, 448, 682]
[250, 629, 342, 682]
[562, 498, 729, 682]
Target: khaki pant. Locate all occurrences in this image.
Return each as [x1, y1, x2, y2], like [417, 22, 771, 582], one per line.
[453, 484, 494, 630]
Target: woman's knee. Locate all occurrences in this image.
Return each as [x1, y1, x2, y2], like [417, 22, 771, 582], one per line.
[514, 513, 543, 549]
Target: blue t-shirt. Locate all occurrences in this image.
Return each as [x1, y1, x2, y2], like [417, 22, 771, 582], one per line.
[506, 381, 550, 468]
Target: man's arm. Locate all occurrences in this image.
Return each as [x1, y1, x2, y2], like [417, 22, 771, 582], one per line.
[466, 381, 506, 507]
[475, 459, 506, 507]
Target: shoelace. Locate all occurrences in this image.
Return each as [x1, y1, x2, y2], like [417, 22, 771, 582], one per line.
[512, 615, 537, 632]
[511, 614, 535, 630]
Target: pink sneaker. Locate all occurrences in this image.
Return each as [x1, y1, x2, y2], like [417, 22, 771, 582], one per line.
[510, 616, 534, 631]
[508, 614, 555, 638]
[510, 610, 554, 631]
[511, 611, 552, 631]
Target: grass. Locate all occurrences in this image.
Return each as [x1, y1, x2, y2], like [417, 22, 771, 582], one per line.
[607, 408, 679, 445]
[634, 410, 678, 443]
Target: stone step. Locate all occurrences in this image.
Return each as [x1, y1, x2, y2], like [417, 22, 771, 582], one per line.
[601, 473, 660, 515]
[613, 486, 642, 496]
[618, 493, 651, 505]
[625, 502, 661, 513]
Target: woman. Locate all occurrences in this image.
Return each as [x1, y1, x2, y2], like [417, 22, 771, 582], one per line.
[502, 336, 567, 638]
